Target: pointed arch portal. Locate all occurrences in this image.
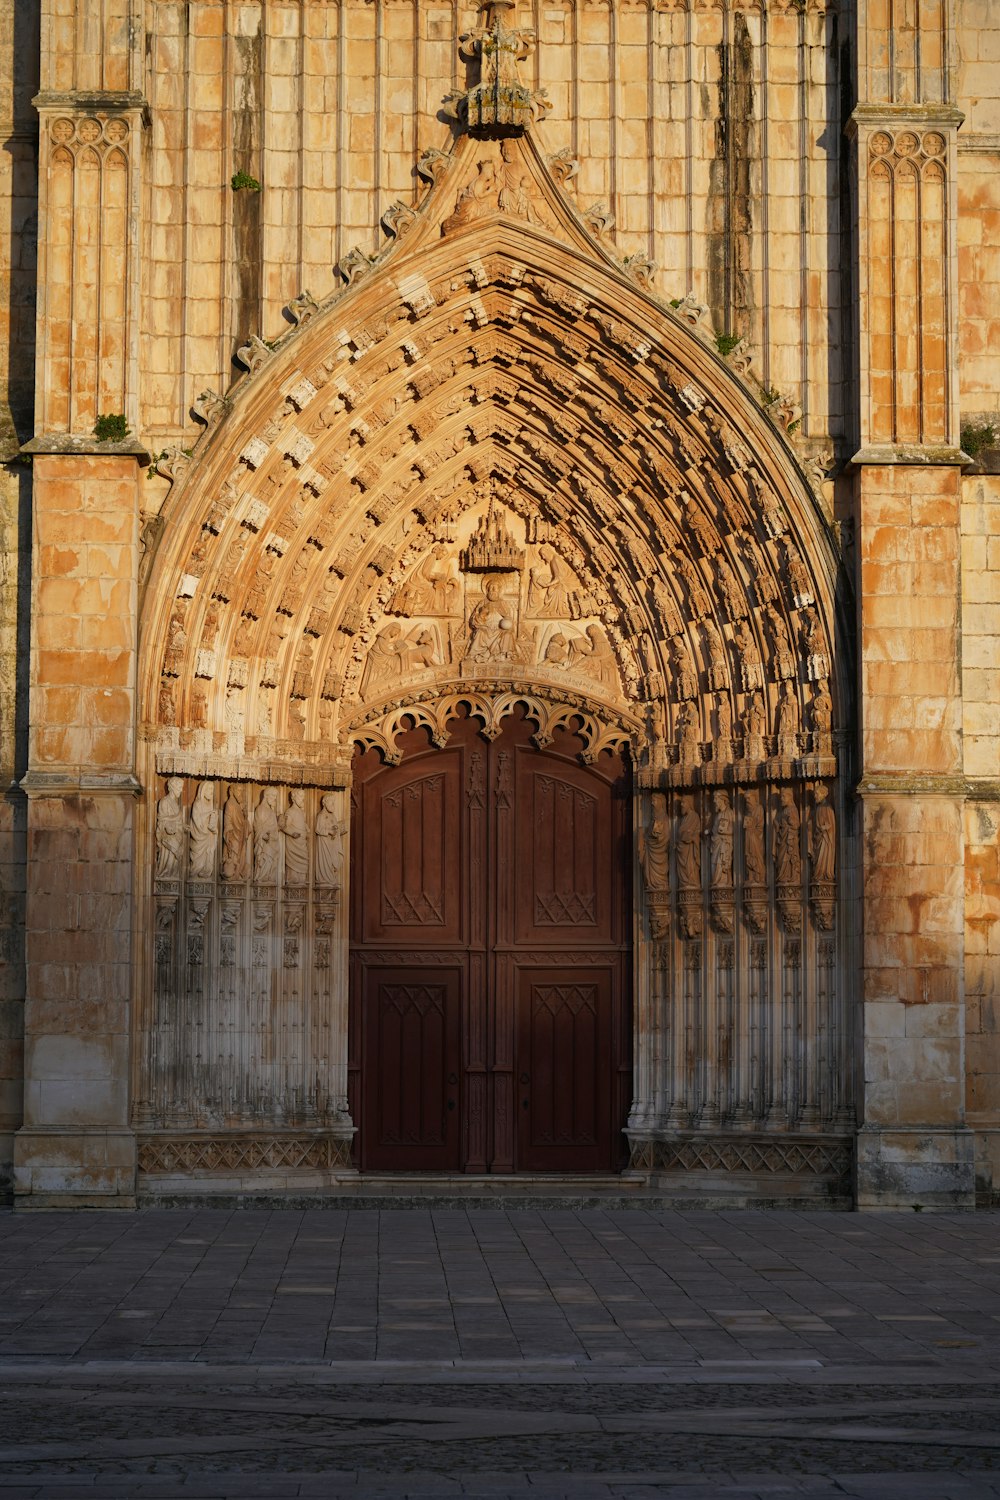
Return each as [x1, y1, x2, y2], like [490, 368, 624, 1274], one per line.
[136, 127, 853, 1198]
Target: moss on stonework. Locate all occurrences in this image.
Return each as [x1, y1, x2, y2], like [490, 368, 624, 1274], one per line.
[93, 414, 130, 443]
[961, 419, 999, 458]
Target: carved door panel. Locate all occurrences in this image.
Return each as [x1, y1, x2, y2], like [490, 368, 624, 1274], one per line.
[516, 970, 613, 1172]
[351, 717, 486, 1172]
[360, 752, 465, 945]
[493, 714, 629, 1172]
[361, 967, 462, 1171]
[350, 709, 629, 1173]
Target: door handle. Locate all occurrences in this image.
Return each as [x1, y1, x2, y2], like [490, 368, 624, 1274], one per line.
[519, 1072, 530, 1085]
[447, 1099, 456, 1110]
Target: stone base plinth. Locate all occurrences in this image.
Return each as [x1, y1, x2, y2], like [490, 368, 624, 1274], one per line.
[855, 1125, 976, 1209]
[973, 1128, 1000, 1207]
[136, 1129, 358, 1198]
[14, 1126, 137, 1208]
[628, 1131, 853, 1205]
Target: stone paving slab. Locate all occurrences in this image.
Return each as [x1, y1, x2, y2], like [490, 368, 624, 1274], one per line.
[3, 1208, 1000, 1497]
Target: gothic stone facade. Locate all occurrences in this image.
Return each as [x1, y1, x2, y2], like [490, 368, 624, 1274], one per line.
[0, 0, 998, 1208]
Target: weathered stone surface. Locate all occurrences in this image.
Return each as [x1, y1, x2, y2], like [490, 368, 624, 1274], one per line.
[0, 1, 997, 1208]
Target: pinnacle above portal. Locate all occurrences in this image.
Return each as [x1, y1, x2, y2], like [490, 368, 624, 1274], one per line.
[444, 2, 551, 138]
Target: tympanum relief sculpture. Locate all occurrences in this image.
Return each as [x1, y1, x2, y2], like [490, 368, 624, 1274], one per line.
[363, 498, 623, 707]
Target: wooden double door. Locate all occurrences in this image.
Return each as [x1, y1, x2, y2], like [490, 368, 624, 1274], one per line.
[349, 710, 631, 1173]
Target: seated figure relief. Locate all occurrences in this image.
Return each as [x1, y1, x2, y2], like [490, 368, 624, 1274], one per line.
[362, 621, 443, 698]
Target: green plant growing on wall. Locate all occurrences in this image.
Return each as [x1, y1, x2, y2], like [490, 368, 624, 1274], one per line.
[716, 333, 741, 358]
[93, 414, 130, 443]
[961, 419, 999, 458]
[231, 170, 261, 193]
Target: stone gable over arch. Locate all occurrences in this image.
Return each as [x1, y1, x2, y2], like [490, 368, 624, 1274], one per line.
[141, 125, 844, 778]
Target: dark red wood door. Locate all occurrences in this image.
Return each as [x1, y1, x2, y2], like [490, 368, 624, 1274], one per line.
[362, 968, 462, 1171]
[350, 709, 630, 1172]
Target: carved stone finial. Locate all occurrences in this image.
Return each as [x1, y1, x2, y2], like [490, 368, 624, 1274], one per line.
[286, 290, 318, 326]
[191, 388, 228, 428]
[445, 2, 550, 137]
[460, 498, 526, 573]
[156, 444, 191, 484]
[235, 334, 272, 374]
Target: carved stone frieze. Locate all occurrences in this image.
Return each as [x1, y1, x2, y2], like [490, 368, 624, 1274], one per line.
[138, 1134, 353, 1175]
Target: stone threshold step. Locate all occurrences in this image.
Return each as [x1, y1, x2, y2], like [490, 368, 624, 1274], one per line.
[139, 1191, 855, 1211]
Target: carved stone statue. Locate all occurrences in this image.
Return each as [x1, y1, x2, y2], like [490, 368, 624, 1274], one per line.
[677, 702, 701, 764]
[155, 777, 186, 879]
[362, 622, 441, 696]
[716, 558, 745, 618]
[742, 790, 766, 886]
[315, 793, 344, 888]
[158, 679, 176, 726]
[802, 609, 830, 680]
[638, 793, 669, 893]
[809, 783, 836, 884]
[766, 607, 796, 680]
[568, 624, 617, 689]
[743, 695, 766, 760]
[776, 683, 799, 746]
[774, 787, 802, 886]
[675, 794, 702, 890]
[676, 555, 710, 617]
[221, 786, 249, 881]
[702, 619, 728, 691]
[527, 543, 571, 617]
[253, 787, 282, 883]
[785, 546, 815, 608]
[812, 681, 833, 736]
[190, 682, 209, 730]
[541, 630, 571, 667]
[445, 141, 547, 230]
[466, 574, 519, 662]
[188, 781, 219, 879]
[651, 576, 683, 638]
[732, 619, 763, 692]
[280, 789, 309, 885]
[361, 623, 409, 694]
[392, 543, 460, 616]
[670, 640, 698, 701]
[709, 791, 734, 888]
[716, 694, 733, 742]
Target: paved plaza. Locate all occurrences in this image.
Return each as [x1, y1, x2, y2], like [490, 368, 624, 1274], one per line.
[2, 1207, 1000, 1498]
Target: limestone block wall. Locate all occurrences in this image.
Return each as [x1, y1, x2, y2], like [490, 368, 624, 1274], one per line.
[140, 0, 849, 455]
[955, 5, 1000, 1203]
[962, 471, 1000, 1201]
[0, 1, 36, 1198]
[855, 462, 970, 1206]
[956, 1, 1000, 422]
[14, 454, 141, 1205]
[0, 465, 27, 1201]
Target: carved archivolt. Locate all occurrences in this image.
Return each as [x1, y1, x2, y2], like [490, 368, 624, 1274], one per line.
[140, 126, 842, 789]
